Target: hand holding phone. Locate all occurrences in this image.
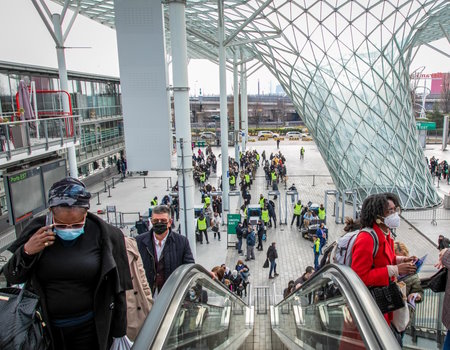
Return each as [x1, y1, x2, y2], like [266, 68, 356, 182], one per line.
[23, 211, 56, 255]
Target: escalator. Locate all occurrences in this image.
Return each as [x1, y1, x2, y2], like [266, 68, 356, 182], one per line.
[132, 264, 401, 349]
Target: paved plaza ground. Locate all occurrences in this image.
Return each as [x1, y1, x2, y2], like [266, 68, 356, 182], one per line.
[77, 139, 449, 304]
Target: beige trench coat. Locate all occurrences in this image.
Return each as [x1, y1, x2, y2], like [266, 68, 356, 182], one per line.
[125, 237, 154, 341]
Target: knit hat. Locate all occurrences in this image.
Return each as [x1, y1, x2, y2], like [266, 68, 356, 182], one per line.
[48, 177, 91, 208]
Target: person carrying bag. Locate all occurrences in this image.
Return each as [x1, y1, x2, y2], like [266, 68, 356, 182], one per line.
[0, 267, 50, 350]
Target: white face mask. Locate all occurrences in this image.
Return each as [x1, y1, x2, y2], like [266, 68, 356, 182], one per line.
[384, 212, 400, 229]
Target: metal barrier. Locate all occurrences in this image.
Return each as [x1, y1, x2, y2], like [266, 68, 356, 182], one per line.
[254, 286, 271, 315]
[0, 115, 80, 160]
[119, 212, 141, 227]
[324, 189, 340, 224]
[284, 190, 299, 225]
[402, 207, 450, 226]
[406, 289, 446, 346]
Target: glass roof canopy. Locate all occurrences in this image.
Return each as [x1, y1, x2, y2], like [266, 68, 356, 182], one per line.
[50, 0, 449, 208]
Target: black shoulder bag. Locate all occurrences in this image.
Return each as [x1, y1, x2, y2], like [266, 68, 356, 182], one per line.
[0, 268, 50, 350]
[369, 281, 405, 314]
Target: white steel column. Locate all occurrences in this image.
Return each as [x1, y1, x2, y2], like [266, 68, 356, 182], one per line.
[52, 13, 77, 177]
[218, 0, 230, 211]
[240, 62, 248, 152]
[233, 50, 240, 161]
[168, 0, 196, 257]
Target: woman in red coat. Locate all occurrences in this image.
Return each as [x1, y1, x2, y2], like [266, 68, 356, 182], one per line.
[351, 193, 417, 324]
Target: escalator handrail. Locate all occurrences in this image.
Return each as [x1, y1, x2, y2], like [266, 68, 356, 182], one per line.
[132, 263, 250, 350]
[273, 263, 400, 350]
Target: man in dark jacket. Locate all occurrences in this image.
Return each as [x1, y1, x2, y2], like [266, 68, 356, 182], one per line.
[136, 205, 194, 297]
[267, 200, 277, 228]
[236, 222, 244, 254]
[267, 242, 279, 279]
[256, 219, 265, 251]
[135, 215, 149, 234]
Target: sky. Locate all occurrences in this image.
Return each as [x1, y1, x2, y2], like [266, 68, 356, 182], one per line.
[1, 0, 449, 96]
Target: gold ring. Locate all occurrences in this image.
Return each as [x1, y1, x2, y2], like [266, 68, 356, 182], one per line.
[44, 242, 48, 247]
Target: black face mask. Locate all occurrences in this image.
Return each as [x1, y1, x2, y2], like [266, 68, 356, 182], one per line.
[154, 223, 168, 235]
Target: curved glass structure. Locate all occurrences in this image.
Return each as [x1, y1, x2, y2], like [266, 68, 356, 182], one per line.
[50, 0, 450, 208]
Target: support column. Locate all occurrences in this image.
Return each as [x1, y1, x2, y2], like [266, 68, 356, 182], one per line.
[218, 0, 230, 211]
[443, 115, 449, 151]
[52, 13, 77, 177]
[233, 50, 240, 162]
[240, 62, 248, 152]
[168, 0, 196, 257]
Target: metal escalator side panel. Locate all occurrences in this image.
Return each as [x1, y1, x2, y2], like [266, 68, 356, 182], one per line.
[132, 263, 253, 350]
[271, 264, 401, 350]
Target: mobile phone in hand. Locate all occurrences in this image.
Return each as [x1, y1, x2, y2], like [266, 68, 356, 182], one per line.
[46, 211, 53, 228]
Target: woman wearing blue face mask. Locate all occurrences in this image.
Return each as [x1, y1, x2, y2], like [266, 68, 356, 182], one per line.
[3, 177, 133, 350]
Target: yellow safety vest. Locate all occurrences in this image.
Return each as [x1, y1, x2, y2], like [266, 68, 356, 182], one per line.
[318, 208, 326, 220]
[244, 208, 247, 219]
[200, 173, 206, 182]
[256, 154, 260, 161]
[198, 218, 207, 230]
[245, 174, 250, 183]
[294, 204, 302, 215]
[259, 198, 265, 208]
[151, 199, 157, 206]
[314, 239, 320, 253]
[271, 172, 277, 181]
[261, 209, 269, 223]
[230, 175, 235, 185]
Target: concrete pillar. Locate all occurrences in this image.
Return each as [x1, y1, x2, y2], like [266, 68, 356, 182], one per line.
[52, 13, 77, 178]
[168, 0, 196, 257]
[240, 62, 248, 152]
[233, 50, 240, 162]
[218, 0, 229, 211]
[443, 115, 449, 151]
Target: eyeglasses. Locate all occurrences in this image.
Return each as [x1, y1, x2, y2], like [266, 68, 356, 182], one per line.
[53, 220, 86, 230]
[387, 206, 401, 215]
[151, 219, 169, 225]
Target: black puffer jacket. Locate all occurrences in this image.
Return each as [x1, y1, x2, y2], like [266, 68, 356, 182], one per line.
[135, 228, 194, 293]
[4, 212, 133, 350]
[267, 245, 278, 262]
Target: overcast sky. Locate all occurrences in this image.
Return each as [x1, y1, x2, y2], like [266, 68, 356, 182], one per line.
[2, 0, 449, 95]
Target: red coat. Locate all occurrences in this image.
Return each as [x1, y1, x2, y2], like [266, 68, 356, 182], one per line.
[351, 224, 396, 323]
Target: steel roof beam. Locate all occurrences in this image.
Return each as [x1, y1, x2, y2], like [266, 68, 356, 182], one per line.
[223, 0, 274, 47]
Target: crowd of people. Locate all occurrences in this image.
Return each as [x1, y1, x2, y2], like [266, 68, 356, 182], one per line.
[426, 156, 449, 183]
[3, 138, 450, 350]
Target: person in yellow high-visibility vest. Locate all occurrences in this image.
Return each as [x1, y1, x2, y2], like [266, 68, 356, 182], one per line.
[151, 196, 158, 206]
[203, 196, 211, 209]
[229, 174, 236, 189]
[318, 204, 326, 222]
[259, 194, 265, 209]
[197, 213, 209, 244]
[261, 206, 270, 227]
[200, 172, 206, 184]
[244, 172, 251, 189]
[291, 200, 302, 227]
[271, 170, 277, 184]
